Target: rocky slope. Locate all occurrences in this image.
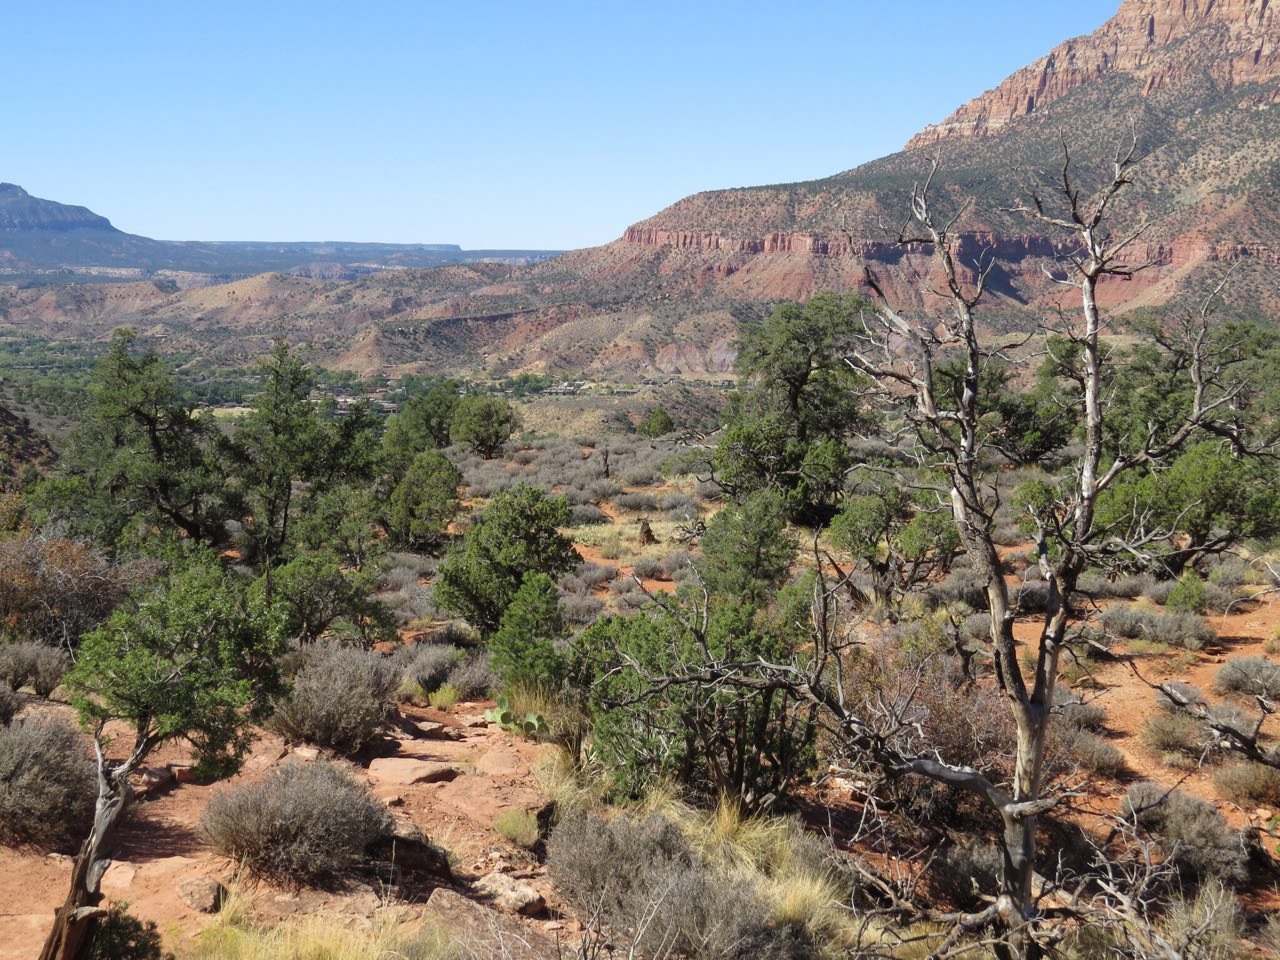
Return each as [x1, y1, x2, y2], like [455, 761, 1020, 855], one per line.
[908, 0, 1278, 147]
[0, 183, 116, 232]
[341, 0, 1280, 375]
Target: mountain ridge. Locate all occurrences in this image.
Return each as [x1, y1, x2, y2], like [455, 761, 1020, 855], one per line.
[3, 0, 1278, 379]
[0, 184, 559, 283]
[0, 183, 117, 232]
[907, 0, 1278, 148]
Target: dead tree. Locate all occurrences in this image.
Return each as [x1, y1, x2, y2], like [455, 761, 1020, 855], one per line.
[842, 140, 1253, 957]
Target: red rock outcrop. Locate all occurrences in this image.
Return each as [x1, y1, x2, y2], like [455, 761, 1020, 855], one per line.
[908, 0, 1278, 148]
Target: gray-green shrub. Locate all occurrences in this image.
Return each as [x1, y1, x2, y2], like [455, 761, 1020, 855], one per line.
[1066, 731, 1125, 777]
[200, 760, 391, 886]
[270, 645, 397, 754]
[401, 643, 460, 696]
[1101, 605, 1215, 650]
[548, 809, 816, 960]
[1141, 710, 1207, 760]
[1123, 782, 1247, 885]
[0, 716, 95, 850]
[1056, 698, 1107, 733]
[569, 504, 608, 525]
[0, 684, 20, 726]
[1213, 655, 1280, 699]
[0, 642, 72, 697]
[445, 651, 497, 700]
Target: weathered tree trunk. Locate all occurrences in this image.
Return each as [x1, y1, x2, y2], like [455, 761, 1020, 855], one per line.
[40, 770, 130, 960]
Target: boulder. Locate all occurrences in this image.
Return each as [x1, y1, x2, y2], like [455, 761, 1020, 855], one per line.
[177, 876, 227, 914]
[100, 861, 136, 896]
[133, 766, 174, 796]
[475, 871, 545, 916]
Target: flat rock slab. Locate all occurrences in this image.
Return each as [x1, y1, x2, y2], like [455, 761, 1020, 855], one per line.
[422, 889, 560, 960]
[415, 721, 455, 739]
[368, 758, 460, 786]
[101, 861, 138, 895]
[474, 750, 527, 777]
[393, 738, 478, 760]
[436, 777, 550, 829]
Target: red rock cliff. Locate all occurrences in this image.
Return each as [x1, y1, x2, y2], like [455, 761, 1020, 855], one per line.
[907, 0, 1278, 148]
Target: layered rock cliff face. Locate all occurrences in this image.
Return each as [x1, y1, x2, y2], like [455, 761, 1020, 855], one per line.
[584, 0, 1280, 352]
[907, 0, 1278, 147]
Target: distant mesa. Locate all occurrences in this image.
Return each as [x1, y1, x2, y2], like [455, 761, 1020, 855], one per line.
[0, 183, 558, 281]
[0, 182, 118, 232]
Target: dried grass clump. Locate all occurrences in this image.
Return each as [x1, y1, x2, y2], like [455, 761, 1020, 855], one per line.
[1213, 760, 1280, 806]
[548, 805, 822, 960]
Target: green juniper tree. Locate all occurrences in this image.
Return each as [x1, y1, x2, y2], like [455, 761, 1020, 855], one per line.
[489, 572, 567, 690]
[40, 554, 283, 960]
[450, 394, 519, 460]
[386, 450, 462, 550]
[33, 330, 226, 550]
[713, 292, 869, 521]
[434, 485, 578, 637]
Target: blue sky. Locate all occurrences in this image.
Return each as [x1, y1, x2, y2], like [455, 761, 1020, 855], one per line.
[6, 1, 1119, 249]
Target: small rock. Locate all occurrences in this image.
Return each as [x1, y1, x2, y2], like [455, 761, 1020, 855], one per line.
[476, 871, 545, 915]
[1256, 808, 1273, 821]
[290, 745, 320, 761]
[177, 876, 227, 914]
[171, 765, 200, 784]
[457, 715, 489, 728]
[247, 746, 289, 769]
[415, 721, 447, 737]
[368, 757, 460, 786]
[423, 889, 558, 960]
[134, 766, 175, 796]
